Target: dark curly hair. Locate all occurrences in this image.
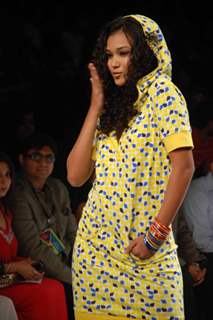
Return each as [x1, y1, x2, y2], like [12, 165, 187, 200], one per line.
[92, 16, 158, 139]
[19, 133, 58, 157]
[0, 152, 15, 211]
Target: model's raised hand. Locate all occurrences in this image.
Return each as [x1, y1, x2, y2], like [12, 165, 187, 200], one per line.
[88, 63, 104, 114]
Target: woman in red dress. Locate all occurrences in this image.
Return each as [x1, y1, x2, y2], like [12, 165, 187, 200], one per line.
[0, 152, 68, 320]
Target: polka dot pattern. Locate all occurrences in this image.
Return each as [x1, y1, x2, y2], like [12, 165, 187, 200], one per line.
[72, 14, 192, 319]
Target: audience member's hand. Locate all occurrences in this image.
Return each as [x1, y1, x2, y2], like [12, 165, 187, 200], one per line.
[9, 260, 44, 280]
[188, 263, 206, 286]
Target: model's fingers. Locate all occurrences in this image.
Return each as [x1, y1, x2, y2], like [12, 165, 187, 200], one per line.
[88, 63, 96, 75]
[89, 63, 100, 80]
[88, 62, 94, 70]
[125, 240, 137, 254]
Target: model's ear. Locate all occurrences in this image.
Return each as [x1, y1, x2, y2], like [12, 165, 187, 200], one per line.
[19, 154, 24, 165]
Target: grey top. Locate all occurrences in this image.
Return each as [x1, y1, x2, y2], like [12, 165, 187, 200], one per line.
[182, 172, 213, 253]
[11, 176, 77, 284]
[0, 295, 18, 320]
[172, 210, 205, 266]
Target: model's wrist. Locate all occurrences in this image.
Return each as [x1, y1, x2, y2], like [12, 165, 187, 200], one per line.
[143, 217, 171, 252]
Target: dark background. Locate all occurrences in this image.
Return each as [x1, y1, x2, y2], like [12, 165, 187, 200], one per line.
[0, 1, 213, 200]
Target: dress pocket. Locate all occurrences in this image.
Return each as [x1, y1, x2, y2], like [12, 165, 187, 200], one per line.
[77, 210, 102, 240]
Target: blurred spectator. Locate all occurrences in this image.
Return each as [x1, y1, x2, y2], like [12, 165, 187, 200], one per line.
[190, 100, 213, 170]
[173, 210, 207, 320]
[182, 155, 213, 320]
[0, 296, 18, 320]
[0, 151, 68, 320]
[10, 133, 77, 320]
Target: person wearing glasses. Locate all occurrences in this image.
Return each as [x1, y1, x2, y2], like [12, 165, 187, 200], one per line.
[0, 151, 69, 320]
[10, 133, 77, 320]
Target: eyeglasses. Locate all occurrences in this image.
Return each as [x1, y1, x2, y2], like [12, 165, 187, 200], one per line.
[26, 152, 55, 163]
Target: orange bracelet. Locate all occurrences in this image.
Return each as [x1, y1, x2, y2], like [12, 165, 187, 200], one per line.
[154, 217, 171, 233]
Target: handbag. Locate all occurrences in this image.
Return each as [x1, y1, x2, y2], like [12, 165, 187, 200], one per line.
[0, 260, 45, 288]
[0, 271, 43, 288]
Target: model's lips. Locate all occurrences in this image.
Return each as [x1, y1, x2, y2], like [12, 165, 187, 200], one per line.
[113, 73, 122, 77]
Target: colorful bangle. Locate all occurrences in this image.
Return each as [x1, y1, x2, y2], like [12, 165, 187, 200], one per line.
[144, 218, 171, 252]
[154, 217, 171, 233]
[144, 235, 158, 252]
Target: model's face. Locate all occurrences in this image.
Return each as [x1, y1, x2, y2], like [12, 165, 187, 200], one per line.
[106, 29, 132, 86]
[0, 162, 11, 198]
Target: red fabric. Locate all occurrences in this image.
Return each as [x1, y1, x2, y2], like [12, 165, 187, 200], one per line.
[0, 211, 17, 263]
[0, 211, 68, 320]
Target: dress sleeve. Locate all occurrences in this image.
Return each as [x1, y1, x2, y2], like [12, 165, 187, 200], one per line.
[151, 78, 194, 153]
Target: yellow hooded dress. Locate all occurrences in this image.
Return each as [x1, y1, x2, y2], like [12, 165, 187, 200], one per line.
[72, 14, 193, 320]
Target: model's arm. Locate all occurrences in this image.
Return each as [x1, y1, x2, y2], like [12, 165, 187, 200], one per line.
[126, 148, 194, 259]
[157, 148, 194, 226]
[126, 79, 195, 258]
[67, 63, 104, 187]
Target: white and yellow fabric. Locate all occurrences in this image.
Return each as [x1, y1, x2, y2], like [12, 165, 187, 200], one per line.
[72, 14, 193, 320]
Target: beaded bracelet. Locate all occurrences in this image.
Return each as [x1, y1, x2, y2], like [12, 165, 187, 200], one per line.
[144, 218, 171, 252]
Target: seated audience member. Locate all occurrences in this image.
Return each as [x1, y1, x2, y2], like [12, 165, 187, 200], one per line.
[190, 101, 213, 169]
[0, 152, 68, 320]
[10, 134, 77, 320]
[182, 155, 213, 320]
[0, 295, 18, 320]
[172, 210, 207, 320]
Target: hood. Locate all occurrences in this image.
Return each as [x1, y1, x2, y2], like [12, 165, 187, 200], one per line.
[129, 14, 172, 80]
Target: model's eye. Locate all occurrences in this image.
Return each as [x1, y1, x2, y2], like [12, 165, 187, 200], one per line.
[120, 50, 131, 56]
[105, 52, 112, 59]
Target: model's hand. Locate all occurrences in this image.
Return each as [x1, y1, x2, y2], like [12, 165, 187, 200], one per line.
[88, 63, 104, 114]
[125, 235, 155, 260]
